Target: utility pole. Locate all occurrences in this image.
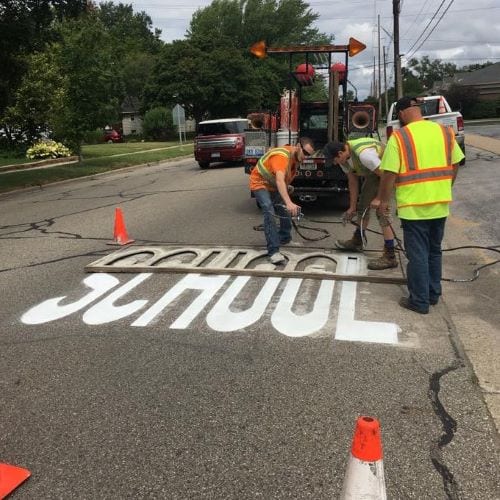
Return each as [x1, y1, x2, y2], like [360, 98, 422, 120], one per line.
[378, 15, 382, 121]
[383, 46, 389, 117]
[393, 0, 403, 98]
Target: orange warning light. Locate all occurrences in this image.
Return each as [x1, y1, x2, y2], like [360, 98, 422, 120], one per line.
[250, 40, 267, 59]
[348, 37, 366, 57]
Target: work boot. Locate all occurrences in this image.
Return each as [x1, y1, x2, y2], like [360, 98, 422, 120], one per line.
[335, 232, 363, 252]
[367, 246, 398, 270]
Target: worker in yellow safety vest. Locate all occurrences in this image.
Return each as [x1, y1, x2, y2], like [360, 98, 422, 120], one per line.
[323, 137, 397, 270]
[371, 96, 465, 314]
[250, 137, 315, 265]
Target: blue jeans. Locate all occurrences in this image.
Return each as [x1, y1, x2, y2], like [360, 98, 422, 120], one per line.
[401, 218, 446, 311]
[252, 189, 292, 256]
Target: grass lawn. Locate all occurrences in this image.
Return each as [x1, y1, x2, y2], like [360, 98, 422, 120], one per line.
[0, 141, 194, 194]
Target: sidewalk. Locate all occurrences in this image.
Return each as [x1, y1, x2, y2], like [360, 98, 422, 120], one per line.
[465, 133, 500, 155]
[445, 133, 500, 435]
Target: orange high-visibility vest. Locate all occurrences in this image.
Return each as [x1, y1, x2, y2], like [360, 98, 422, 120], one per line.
[392, 124, 455, 209]
[256, 147, 293, 188]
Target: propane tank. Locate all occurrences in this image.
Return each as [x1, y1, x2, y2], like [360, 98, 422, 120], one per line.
[294, 63, 315, 86]
[330, 62, 347, 83]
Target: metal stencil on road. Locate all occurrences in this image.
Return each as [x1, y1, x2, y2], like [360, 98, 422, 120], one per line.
[85, 245, 406, 284]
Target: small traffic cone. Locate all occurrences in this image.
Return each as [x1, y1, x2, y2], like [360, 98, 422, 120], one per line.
[0, 462, 31, 498]
[340, 416, 387, 500]
[111, 207, 135, 246]
[438, 97, 446, 114]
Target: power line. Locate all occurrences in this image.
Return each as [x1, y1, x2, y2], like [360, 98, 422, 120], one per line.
[404, 0, 448, 56]
[405, 0, 455, 60]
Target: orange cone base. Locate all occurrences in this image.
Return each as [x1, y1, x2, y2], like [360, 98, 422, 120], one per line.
[0, 463, 31, 499]
[106, 237, 135, 247]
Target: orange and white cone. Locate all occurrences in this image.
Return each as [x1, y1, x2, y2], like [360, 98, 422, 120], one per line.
[111, 207, 135, 246]
[0, 462, 31, 498]
[340, 416, 387, 500]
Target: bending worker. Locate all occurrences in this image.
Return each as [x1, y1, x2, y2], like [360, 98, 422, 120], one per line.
[250, 137, 315, 264]
[323, 138, 397, 270]
[371, 96, 464, 314]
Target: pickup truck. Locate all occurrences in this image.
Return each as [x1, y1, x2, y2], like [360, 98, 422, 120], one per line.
[386, 95, 465, 165]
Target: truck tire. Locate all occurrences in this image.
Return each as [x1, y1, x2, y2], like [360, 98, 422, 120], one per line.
[198, 161, 210, 169]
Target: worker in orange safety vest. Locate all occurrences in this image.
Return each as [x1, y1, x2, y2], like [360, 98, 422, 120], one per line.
[371, 96, 465, 314]
[250, 137, 315, 265]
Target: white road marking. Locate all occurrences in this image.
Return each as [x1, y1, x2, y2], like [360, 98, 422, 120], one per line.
[21, 274, 119, 325]
[334, 256, 399, 344]
[20, 255, 401, 345]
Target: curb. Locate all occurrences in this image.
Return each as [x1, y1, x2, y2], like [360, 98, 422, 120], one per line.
[0, 156, 79, 173]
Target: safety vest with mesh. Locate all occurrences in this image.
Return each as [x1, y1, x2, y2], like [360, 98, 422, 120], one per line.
[255, 147, 293, 188]
[347, 138, 384, 175]
[392, 124, 455, 211]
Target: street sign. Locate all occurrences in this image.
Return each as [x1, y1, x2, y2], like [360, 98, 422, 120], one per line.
[172, 104, 186, 143]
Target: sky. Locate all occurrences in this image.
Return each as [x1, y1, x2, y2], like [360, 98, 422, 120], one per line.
[106, 0, 500, 100]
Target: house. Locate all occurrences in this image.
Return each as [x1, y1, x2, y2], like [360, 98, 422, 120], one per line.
[121, 96, 143, 136]
[432, 62, 500, 101]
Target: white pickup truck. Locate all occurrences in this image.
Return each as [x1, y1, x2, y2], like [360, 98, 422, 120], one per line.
[386, 95, 466, 165]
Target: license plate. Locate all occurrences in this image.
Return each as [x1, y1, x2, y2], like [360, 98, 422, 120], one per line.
[211, 152, 221, 158]
[245, 146, 265, 156]
[301, 163, 317, 170]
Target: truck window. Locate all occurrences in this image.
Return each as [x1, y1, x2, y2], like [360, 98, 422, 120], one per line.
[420, 100, 439, 116]
[197, 121, 248, 135]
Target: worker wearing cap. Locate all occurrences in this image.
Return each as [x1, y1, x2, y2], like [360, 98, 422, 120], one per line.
[371, 96, 464, 314]
[250, 137, 315, 265]
[323, 138, 397, 270]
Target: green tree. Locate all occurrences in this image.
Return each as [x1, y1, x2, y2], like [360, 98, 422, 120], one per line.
[4, 51, 65, 145]
[142, 107, 174, 140]
[444, 83, 479, 117]
[407, 56, 457, 92]
[49, 14, 123, 151]
[0, 0, 87, 119]
[145, 0, 332, 120]
[188, 0, 328, 47]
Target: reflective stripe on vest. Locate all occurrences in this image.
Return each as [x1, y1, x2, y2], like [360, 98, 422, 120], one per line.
[392, 124, 454, 208]
[347, 138, 384, 175]
[256, 147, 291, 187]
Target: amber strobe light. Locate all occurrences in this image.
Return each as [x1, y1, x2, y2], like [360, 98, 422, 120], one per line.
[250, 40, 267, 59]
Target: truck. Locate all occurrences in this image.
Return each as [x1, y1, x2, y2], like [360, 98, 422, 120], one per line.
[244, 38, 374, 206]
[386, 95, 466, 165]
[194, 118, 249, 169]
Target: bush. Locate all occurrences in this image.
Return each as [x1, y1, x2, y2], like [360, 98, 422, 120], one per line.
[82, 129, 105, 145]
[466, 100, 500, 120]
[26, 140, 72, 160]
[142, 107, 174, 141]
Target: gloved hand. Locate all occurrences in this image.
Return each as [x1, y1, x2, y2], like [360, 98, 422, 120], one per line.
[341, 209, 355, 226]
[287, 185, 294, 194]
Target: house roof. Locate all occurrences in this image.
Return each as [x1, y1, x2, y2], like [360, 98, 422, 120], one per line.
[454, 62, 500, 85]
[121, 96, 141, 113]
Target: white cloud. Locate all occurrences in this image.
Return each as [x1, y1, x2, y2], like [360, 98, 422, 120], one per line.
[100, 0, 500, 100]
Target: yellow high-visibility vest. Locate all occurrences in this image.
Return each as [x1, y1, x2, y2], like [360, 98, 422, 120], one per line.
[392, 124, 454, 210]
[256, 147, 292, 187]
[347, 138, 384, 175]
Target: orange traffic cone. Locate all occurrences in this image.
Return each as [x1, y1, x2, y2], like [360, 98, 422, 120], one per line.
[111, 207, 135, 246]
[340, 416, 387, 499]
[0, 462, 31, 498]
[438, 97, 446, 114]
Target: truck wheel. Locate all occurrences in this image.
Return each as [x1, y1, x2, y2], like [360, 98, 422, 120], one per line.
[198, 161, 210, 169]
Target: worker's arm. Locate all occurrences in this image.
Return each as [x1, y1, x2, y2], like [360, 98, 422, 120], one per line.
[275, 170, 300, 217]
[370, 171, 397, 212]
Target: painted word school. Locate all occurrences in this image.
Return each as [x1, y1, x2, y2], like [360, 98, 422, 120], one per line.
[22, 267, 399, 345]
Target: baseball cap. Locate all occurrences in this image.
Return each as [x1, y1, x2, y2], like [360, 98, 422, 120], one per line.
[395, 96, 418, 113]
[323, 141, 345, 159]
